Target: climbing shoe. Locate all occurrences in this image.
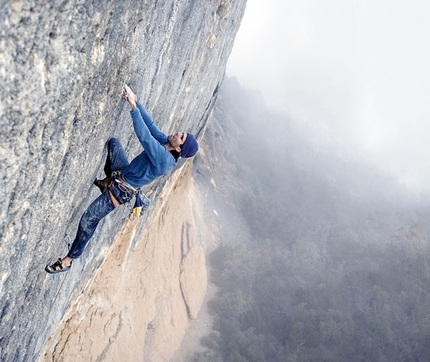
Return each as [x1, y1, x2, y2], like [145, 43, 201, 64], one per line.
[45, 258, 72, 274]
[93, 178, 109, 193]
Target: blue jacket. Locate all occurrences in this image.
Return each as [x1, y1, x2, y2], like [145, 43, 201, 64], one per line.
[122, 102, 176, 188]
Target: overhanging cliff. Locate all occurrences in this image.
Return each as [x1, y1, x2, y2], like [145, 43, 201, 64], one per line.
[0, 0, 246, 361]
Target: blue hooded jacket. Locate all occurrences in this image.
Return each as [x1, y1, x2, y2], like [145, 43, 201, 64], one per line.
[122, 102, 176, 188]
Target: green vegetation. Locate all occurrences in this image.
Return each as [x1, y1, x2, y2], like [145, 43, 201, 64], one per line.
[195, 77, 430, 361]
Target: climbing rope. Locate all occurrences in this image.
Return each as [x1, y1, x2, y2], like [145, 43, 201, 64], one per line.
[46, 236, 72, 319]
[46, 267, 70, 319]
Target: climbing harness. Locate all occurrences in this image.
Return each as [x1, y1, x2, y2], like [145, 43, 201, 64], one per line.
[107, 171, 132, 207]
[107, 182, 121, 207]
[107, 171, 150, 219]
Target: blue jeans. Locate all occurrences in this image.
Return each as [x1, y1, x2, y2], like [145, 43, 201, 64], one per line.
[67, 138, 133, 259]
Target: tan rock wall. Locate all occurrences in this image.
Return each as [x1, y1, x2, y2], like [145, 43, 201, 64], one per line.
[38, 161, 205, 362]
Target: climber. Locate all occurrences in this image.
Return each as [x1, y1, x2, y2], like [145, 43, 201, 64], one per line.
[45, 84, 199, 274]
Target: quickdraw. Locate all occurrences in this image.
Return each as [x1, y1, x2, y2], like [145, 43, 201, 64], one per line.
[115, 177, 138, 193]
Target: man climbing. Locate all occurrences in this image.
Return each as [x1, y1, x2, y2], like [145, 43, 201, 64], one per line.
[46, 84, 199, 274]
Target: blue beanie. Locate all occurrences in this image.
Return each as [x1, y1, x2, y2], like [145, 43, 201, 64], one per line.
[180, 133, 198, 158]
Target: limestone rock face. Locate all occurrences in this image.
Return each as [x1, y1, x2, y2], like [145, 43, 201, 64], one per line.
[38, 162, 208, 362]
[0, 1, 246, 361]
[180, 222, 208, 319]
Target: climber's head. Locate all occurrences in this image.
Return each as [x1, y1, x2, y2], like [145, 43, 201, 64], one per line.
[167, 132, 199, 158]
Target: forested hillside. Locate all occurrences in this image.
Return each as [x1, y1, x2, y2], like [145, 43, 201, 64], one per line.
[195, 77, 430, 361]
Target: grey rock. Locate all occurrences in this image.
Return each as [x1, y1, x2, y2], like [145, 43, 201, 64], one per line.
[0, 0, 246, 361]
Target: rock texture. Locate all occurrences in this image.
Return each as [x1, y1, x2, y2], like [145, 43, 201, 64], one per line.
[180, 221, 207, 319]
[0, 1, 246, 361]
[38, 161, 207, 362]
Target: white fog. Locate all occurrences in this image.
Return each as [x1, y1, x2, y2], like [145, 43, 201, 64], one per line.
[227, 0, 430, 193]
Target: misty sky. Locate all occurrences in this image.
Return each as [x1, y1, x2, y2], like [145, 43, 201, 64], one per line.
[227, 0, 430, 193]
